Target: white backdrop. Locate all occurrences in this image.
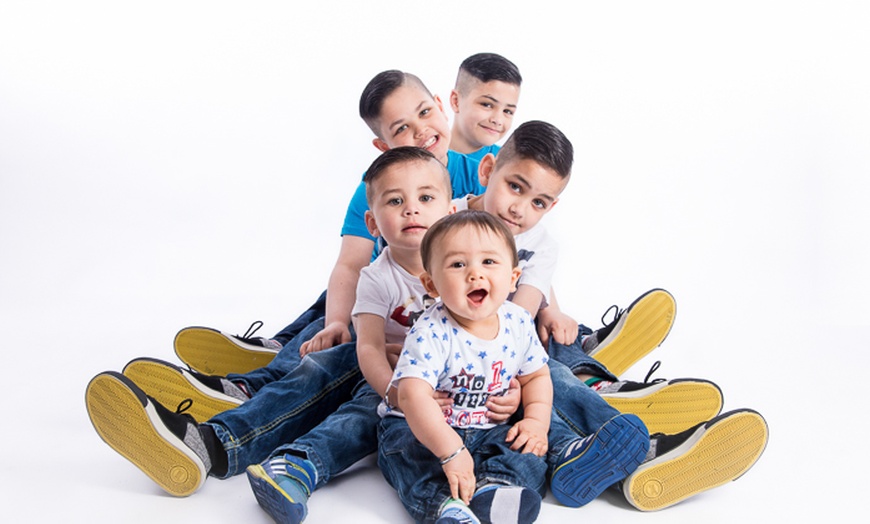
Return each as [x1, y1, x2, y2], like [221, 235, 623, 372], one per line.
[1, 1, 867, 522]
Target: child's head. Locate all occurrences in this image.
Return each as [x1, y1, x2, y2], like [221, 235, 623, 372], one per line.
[449, 53, 522, 153]
[362, 146, 454, 252]
[419, 210, 521, 327]
[477, 120, 574, 236]
[359, 70, 452, 165]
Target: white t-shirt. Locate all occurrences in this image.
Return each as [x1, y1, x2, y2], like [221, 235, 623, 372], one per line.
[391, 301, 549, 429]
[452, 196, 558, 300]
[352, 247, 435, 345]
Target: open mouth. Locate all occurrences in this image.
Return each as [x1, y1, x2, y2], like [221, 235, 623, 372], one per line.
[467, 289, 488, 305]
[421, 135, 438, 150]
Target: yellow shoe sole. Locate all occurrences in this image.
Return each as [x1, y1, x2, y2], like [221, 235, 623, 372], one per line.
[623, 409, 768, 511]
[85, 372, 206, 497]
[589, 289, 676, 377]
[601, 379, 723, 435]
[174, 327, 277, 376]
[123, 358, 243, 423]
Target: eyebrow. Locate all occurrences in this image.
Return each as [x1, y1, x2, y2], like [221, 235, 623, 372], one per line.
[380, 183, 443, 197]
[512, 174, 557, 203]
[388, 100, 427, 131]
[481, 94, 517, 109]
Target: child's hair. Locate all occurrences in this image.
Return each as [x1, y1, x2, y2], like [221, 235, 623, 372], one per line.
[359, 70, 433, 137]
[455, 53, 523, 94]
[496, 120, 573, 179]
[362, 146, 452, 206]
[421, 209, 519, 272]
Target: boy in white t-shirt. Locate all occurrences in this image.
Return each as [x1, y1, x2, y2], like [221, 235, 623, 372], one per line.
[379, 209, 650, 523]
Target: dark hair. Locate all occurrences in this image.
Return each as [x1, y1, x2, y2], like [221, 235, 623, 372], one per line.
[359, 70, 433, 136]
[421, 209, 519, 272]
[455, 53, 522, 93]
[497, 120, 573, 179]
[363, 146, 452, 206]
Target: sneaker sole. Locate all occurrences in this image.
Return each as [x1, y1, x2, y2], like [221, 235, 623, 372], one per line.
[588, 289, 676, 377]
[174, 327, 278, 376]
[601, 379, 723, 435]
[623, 409, 768, 511]
[85, 372, 206, 497]
[123, 357, 243, 423]
[246, 464, 306, 524]
[551, 414, 650, 507]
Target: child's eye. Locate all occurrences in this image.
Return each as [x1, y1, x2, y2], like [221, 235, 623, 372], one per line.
[388, 197, 403, 206]
[483, 258, 497, 265]
[450, 261, 465, 269]
[504, 109, 514, 116]
[420, 194, 434, 203]
[481, 102, 493, 109]
[420, 108, 431, 117]
[509, 182, 521, 193]
[394, 124, 408, 136]
[533, 199, 547, 209]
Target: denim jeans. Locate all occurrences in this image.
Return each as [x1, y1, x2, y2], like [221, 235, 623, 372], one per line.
[270, 380, 381, 488]
[206, 341, 363, 478]
[378, 416, 548, 523]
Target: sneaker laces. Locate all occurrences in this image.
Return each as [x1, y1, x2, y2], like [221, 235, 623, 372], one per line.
[175, 398, 194, 414]
[241, 320, 265, 340]
[642, 361, 665, 384]
[601, 304, 623, 327]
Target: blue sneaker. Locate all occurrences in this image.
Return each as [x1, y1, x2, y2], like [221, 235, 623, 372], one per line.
[246, 454, 317, 524]
[436, 498, 480, 524]
[550, 413, 650, 507]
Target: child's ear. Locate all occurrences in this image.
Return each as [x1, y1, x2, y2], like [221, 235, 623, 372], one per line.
[477, 153, 496, 187]
[419, 272, 440, 298]
[364, 210, 380, 237]
[510, 267, 522, 292]
[372, 137, 390, 153]
[449, 89, 460, 113]
[433, 94, 446, 115]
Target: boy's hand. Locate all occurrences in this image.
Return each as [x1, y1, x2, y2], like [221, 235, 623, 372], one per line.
[300, 322, 352, 357]
[433, 390, 454, 414]
[485, 378, 521, 423]
[505, 419, 549, 457]
[536, 308, 579, 347]
[442, 449, 475, 504]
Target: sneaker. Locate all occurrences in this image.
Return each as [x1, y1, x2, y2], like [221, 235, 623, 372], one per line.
[550, 413, 650, 507]
[436, 498, 480, 524]
[246, 454, 316, 524]
[622, 408, 769, 511]
[582, 289, 676, 377]
[469, 485, 540, 523]
[174, 320, 282, 375]
[123, 357, 247, 423]
[597, 361, 724, 434]
[85, 371, 211, 497]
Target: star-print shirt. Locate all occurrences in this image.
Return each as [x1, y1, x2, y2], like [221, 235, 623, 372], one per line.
[389, 301, 549, 429]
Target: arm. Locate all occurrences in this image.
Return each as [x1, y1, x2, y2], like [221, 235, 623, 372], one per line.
[534, 288, 579, 346]
[300, 235, 375, 356]
[505, 366, 552, 456]
[398, 377, 476, 504]
[353, 313, 395, 398]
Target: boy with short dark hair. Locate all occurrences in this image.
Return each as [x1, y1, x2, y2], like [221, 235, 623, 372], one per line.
[448, 52, 522, 160]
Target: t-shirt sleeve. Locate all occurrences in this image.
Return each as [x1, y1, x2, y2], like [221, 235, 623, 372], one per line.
[352, 264, 393, 319]
[391, 324, 445, 390]
[515, 308, 549, 377]
[340, 178, 376, 242]
[516, 232, 559, 297]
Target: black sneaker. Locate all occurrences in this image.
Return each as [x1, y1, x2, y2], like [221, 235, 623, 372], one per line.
[597, 361, 724, 434]
[582, 289, 676, 377]
[85, 371, 212, 496]
[123, 357, 247, 423]
[622, 409, 769, 511]
[174, 320, 282, 375]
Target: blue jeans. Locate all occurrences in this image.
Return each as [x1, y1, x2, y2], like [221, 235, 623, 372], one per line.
[206, 341, 363, 478]
[378, 416, 548, 523]
[269, 381, 382, 488]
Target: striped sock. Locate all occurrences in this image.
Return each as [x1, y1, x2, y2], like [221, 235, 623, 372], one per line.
[469, 484, 541, 524]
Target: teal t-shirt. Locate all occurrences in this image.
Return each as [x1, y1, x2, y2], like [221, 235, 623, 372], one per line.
[463, 144, 500, 163]
[340, 150, 485, 256]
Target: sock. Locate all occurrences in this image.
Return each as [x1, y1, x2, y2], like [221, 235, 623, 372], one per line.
[469, 484, 541, 524]
[584, 377, 613, 391]
[437, 498, 479, 524]
[198, 424, 227, 477]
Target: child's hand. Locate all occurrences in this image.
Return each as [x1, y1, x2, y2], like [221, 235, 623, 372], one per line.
[485, 378, 521, 422]
[536, 308, 579, 347]
[300, 322, 352, 357]
[442, 449, 475, 504]
[433, 390, 455, 415]
[505, 419, 549, 457]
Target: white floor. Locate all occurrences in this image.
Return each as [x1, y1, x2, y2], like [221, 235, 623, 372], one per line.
[2, 1, 868, 522]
